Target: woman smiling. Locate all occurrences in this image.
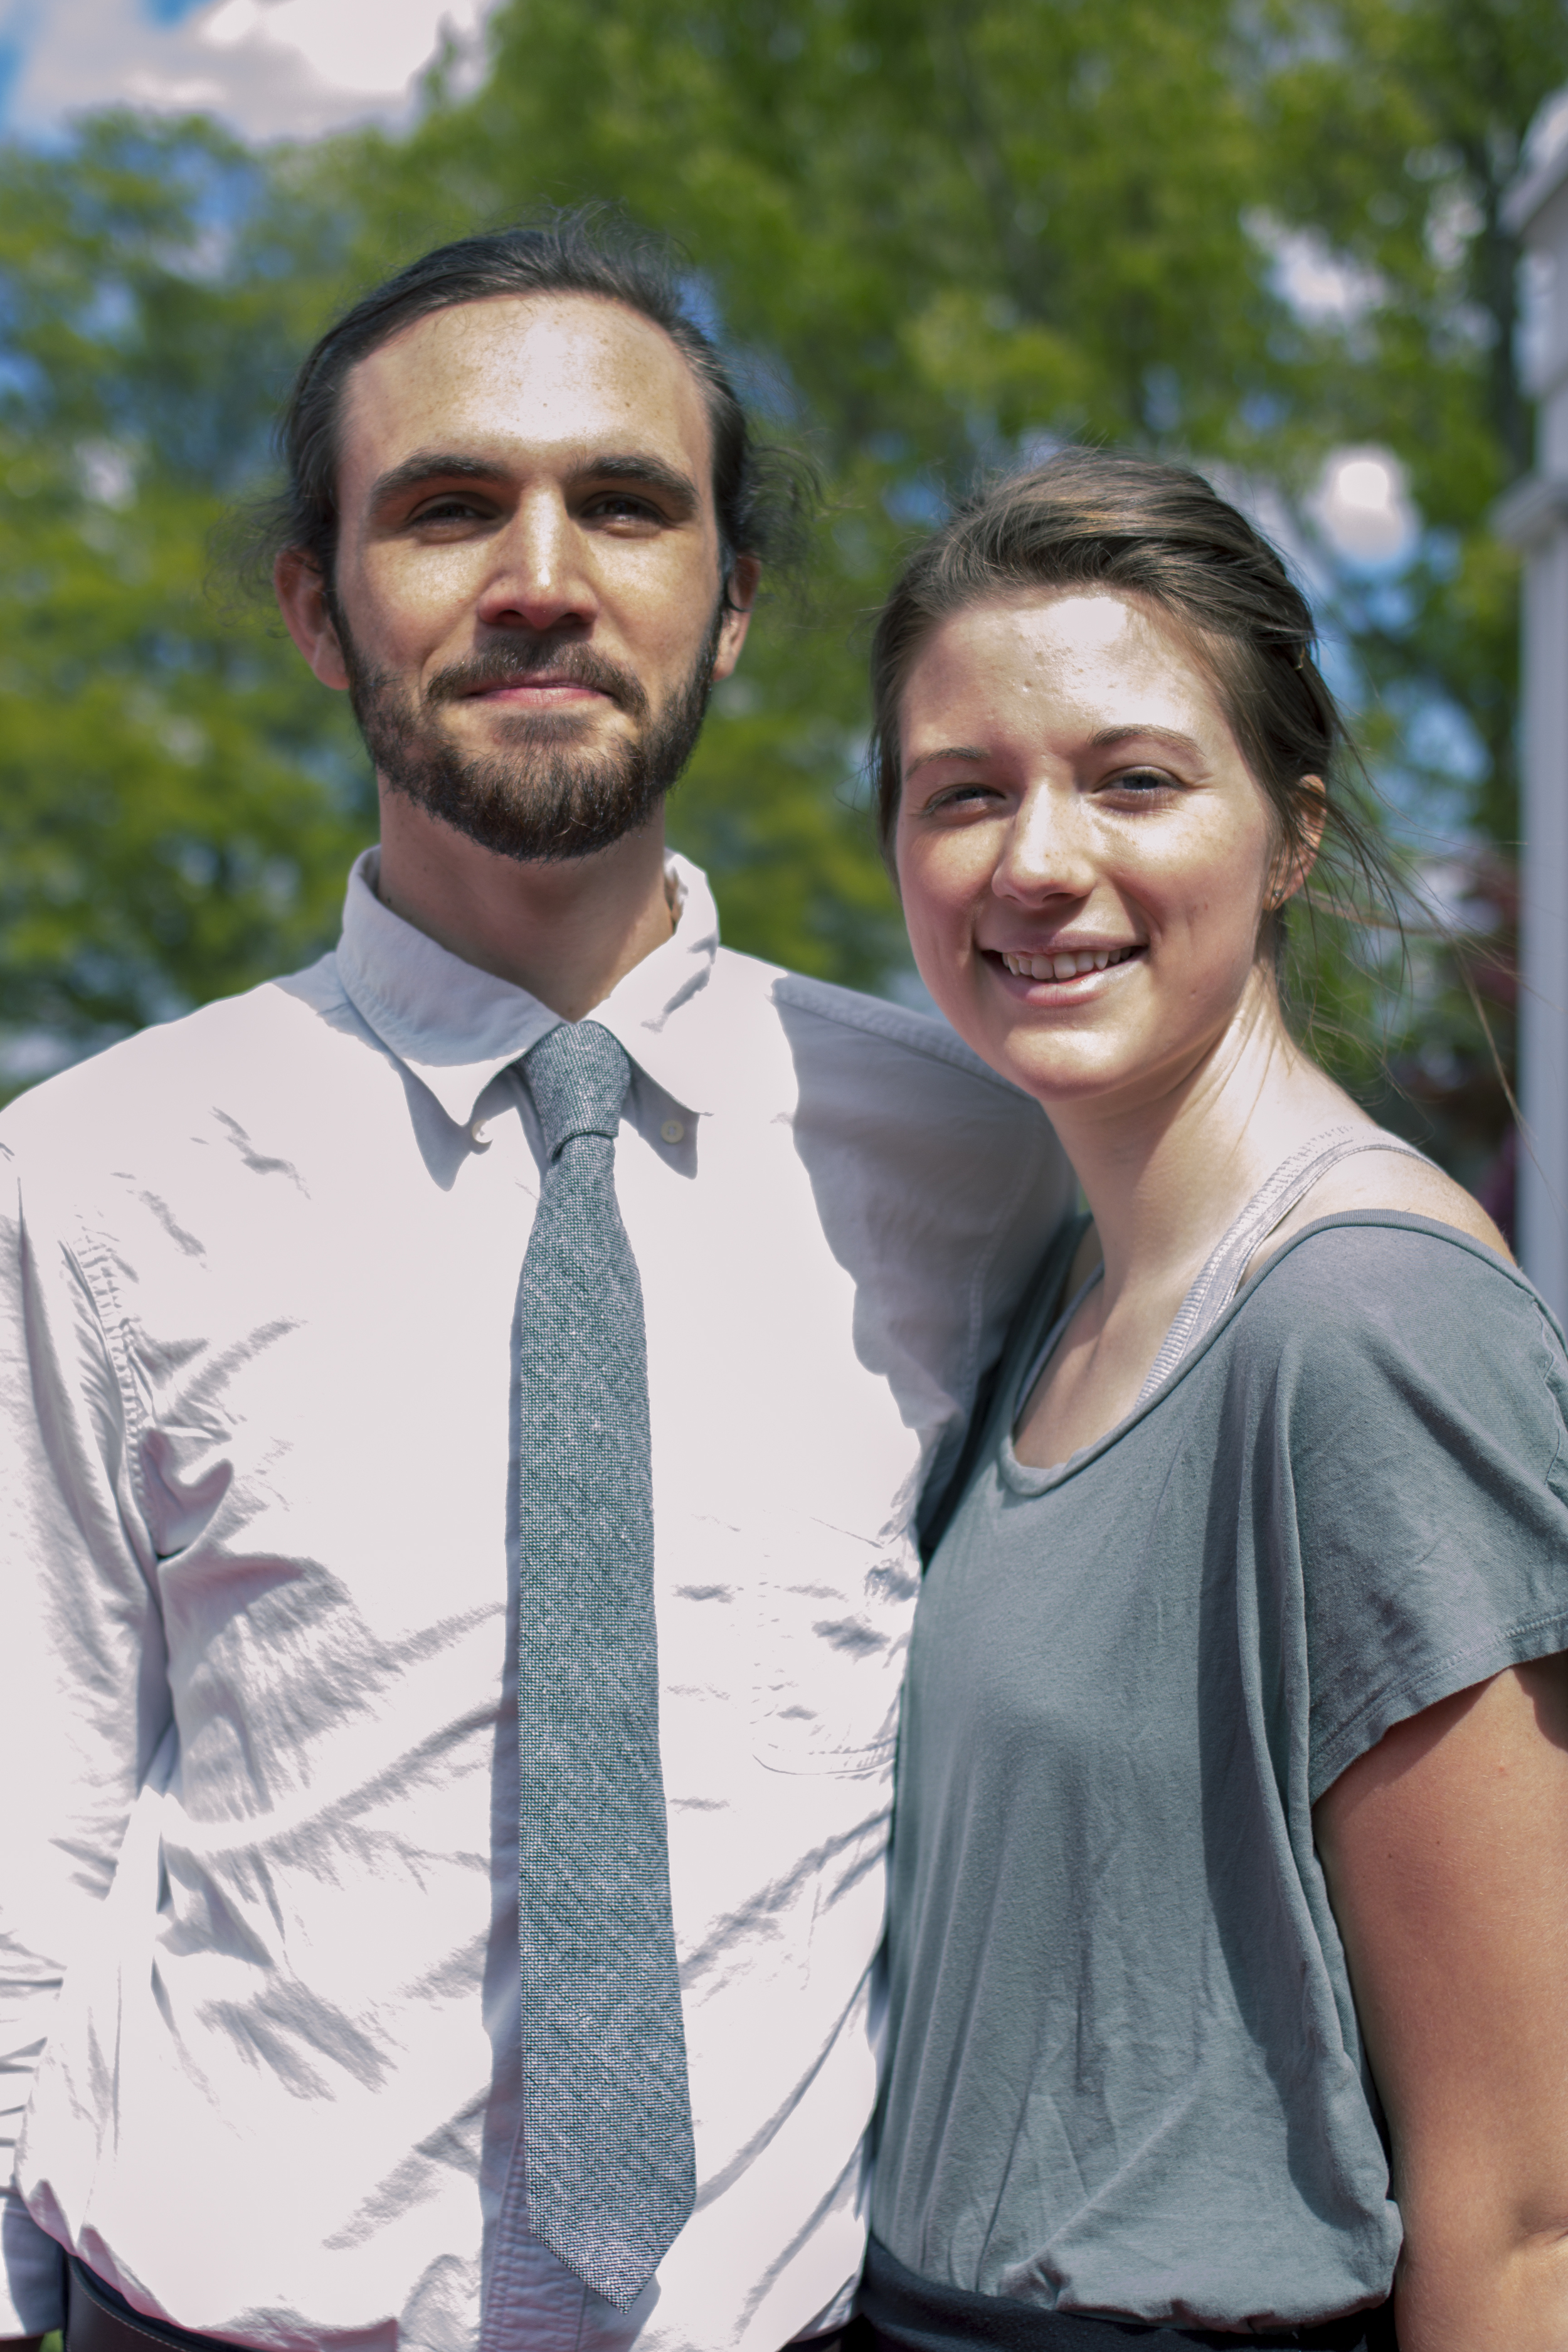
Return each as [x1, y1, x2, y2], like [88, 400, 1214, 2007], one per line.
[862, 452, 1568, 2352]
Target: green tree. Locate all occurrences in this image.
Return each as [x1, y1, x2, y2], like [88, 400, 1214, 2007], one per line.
[0, 113, 369, 1071]
[1259, 0, 1568, 830]
[1, 0, 1564, 1190]
[326, 0, 1294, 982]
[1254, 0, 1568, 1190]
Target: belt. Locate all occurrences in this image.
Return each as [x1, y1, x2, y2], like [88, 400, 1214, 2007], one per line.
[861, 2241, 1397, 2352]
[68, 2257, 880, 2352]
[66, 2262, 228, 2352]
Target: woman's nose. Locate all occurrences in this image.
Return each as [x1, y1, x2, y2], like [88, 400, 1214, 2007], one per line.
[993, 780, 1094, 903]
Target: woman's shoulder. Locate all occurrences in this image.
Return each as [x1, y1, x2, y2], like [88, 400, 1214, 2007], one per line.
[1233, 1200, 1564, 1446]
[1236, 1207, 1568, 1801]
[1253, 1139, 1510, 1275]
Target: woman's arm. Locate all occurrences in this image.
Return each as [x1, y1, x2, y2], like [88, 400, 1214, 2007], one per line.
[1315, 1658, 1568, 2352]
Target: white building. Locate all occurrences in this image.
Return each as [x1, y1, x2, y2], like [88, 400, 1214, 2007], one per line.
[1496, 130, 1568, 1323]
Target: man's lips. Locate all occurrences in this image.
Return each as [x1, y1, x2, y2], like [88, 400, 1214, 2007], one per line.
[460, 674, 609, 699]
[993, 943, 1145, 982]
[425, 647, 646, 717]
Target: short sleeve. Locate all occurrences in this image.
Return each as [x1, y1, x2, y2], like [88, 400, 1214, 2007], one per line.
[1241, 1216, 1568, 1799]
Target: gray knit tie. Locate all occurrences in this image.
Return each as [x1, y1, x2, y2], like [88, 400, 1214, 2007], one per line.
[516, 1018, 694, 2309]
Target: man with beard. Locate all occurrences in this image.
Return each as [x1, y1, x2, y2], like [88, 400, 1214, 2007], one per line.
[0, 219, 1069, 2352]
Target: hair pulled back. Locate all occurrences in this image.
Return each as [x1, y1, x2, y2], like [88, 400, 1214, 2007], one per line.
[251, 206, 813, 607]
[869, 447, 1394, 956]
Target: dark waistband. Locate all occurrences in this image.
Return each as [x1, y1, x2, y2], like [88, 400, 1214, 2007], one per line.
[66, 2260, 233, 2352]
[66, 2257, 880, 2352]
[860, 2240, 1396, 2352]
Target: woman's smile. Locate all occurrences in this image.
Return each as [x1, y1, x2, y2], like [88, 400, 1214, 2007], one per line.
[894, 587, 1280, 1118]
[993, 941, 1145, 984]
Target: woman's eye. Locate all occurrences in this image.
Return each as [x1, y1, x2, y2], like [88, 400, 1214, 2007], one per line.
[926, 781, 996, 811]
[1110, 766, 1178, 795]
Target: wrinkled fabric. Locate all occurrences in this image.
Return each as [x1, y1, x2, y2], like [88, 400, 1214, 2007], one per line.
[0, 850, 1071, 2352]
[875, 1214, 1568, 2331]
[514, 1020, 694, 2306]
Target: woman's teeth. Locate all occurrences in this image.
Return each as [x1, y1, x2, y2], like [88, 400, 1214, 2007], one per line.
[1000, 945, 1138, 981]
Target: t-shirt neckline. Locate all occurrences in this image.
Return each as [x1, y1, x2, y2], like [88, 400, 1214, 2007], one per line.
[998, 1208, 1527, 1500]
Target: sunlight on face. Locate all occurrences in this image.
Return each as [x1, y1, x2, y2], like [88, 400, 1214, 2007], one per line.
[893, 591, 1285, 1118]
[328, 292, 742, 748]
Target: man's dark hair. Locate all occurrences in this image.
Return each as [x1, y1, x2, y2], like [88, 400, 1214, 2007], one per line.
[254, 208, 813, 610]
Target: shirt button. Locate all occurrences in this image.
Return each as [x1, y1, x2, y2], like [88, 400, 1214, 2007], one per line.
[660, 1118, 686, 1145]
[469, 1116, 492, 1148]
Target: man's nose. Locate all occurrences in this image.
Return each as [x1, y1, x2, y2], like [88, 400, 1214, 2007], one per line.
[476, 490, 598, 634]
[993, 778, 1094, 903]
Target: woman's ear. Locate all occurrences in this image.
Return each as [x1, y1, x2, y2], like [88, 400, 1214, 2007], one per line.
[1267, 775, 1327, 909]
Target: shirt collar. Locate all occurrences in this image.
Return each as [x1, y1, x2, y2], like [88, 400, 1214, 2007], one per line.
[334, 845, 723, 1131]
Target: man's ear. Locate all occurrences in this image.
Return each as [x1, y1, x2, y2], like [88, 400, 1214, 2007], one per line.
[712, 554, 761, 682]
[274, 548, 351, 691]
[1268, 774, 1327, 908]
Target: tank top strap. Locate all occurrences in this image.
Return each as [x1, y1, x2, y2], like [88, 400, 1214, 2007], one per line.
[1130, 1125, 1433, 1411]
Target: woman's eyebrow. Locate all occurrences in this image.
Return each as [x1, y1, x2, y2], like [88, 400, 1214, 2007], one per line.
[905, 744, 988, 778]
[904, 724, 1210, 783]
[1088, 723, 1205, 757]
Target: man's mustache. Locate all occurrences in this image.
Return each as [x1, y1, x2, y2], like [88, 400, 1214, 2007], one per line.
[423, 644, 649, 721]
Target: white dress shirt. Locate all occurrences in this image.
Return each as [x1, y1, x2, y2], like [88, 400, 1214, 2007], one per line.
[0, 850, 1069, 2352]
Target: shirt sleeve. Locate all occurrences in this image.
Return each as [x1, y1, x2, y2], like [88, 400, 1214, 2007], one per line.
[0, 1141, 171, 2334]
[1246, 1217, 1568, 1801]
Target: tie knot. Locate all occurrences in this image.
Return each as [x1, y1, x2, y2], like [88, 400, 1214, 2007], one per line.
[524, 1020, 632, 1160]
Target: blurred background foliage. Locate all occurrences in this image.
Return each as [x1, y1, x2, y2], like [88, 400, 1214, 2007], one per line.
[1, 0, 1564, 1216]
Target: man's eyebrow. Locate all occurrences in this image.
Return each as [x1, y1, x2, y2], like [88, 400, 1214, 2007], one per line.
[366, 449, 702, 516]
[367, 453, 508, 508]
[583, 453, 701, 513]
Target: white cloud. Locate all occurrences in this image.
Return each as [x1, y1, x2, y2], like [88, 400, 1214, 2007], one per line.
[1425, 184, 1483, 273]
[1308, 445, 1420, 568]
[1246, 210, 1385, 328]
[2, 0, 499, 144]
[77, 437, 137, 507]
[202, 0, 473, 98]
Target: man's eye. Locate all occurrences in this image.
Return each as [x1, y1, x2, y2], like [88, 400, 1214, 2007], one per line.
[586, 494, 662, 524]
[411, 496, 487, 525]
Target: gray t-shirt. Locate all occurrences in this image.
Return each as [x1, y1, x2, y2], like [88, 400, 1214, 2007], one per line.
[872, 1211, 1568, 2332]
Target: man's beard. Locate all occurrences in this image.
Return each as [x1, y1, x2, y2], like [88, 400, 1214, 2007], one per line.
[338, 603, 724, 864]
